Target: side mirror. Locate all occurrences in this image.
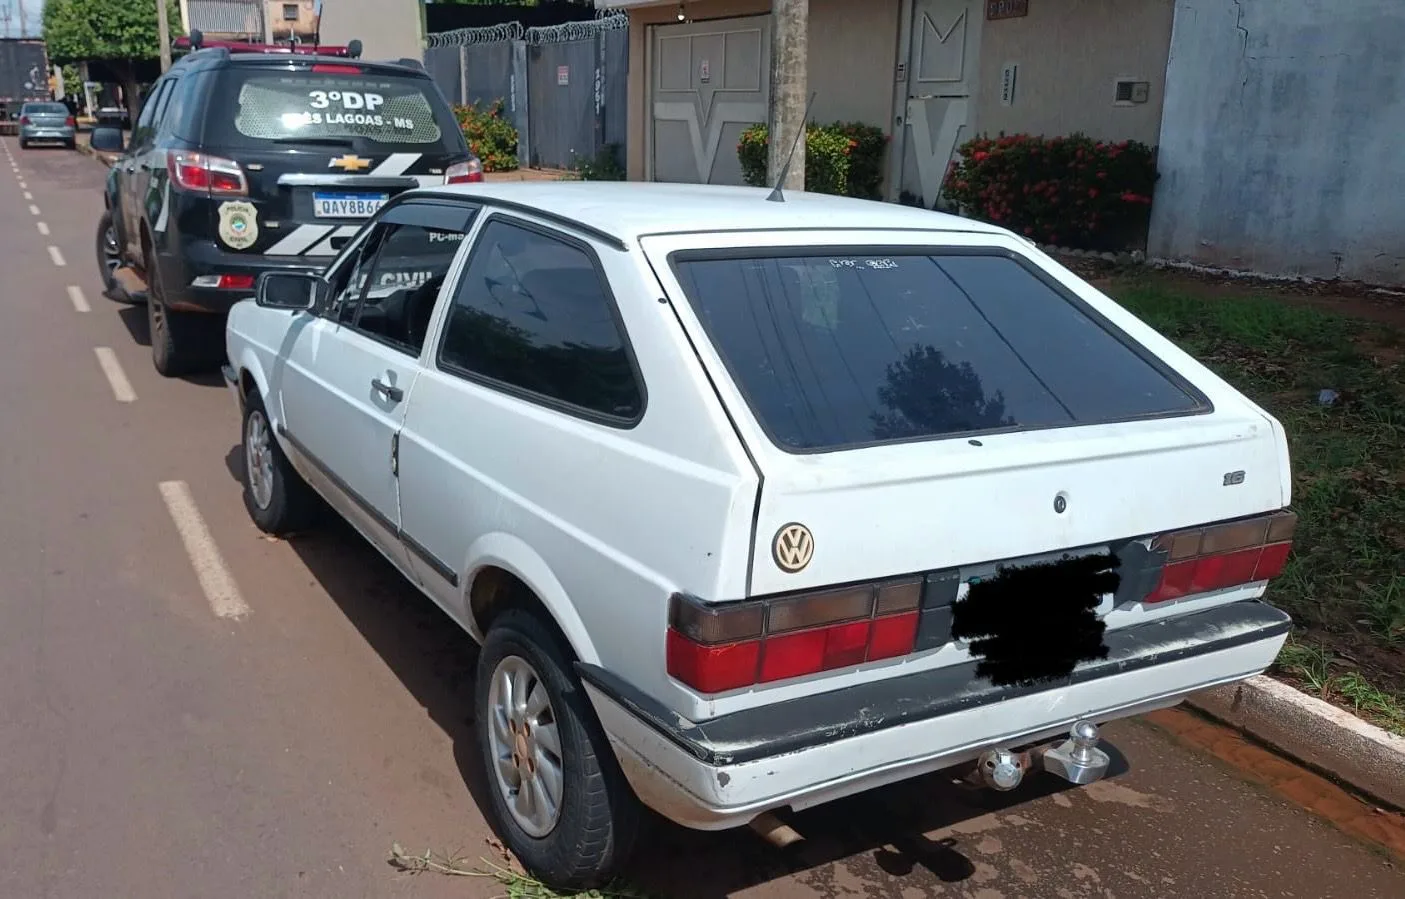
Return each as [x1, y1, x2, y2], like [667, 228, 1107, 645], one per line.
[255, 271, 327, 311]
[90, 126, 125, 153]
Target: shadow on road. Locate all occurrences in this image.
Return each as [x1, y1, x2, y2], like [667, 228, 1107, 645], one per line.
[220, 443, 1132, 895]
[116, 305, 228, 389]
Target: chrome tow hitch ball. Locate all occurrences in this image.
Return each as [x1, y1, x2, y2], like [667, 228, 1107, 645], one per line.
[1042, 719, 1111, 785]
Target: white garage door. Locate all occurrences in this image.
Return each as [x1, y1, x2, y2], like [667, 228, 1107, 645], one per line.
[649, 15, 770, 185]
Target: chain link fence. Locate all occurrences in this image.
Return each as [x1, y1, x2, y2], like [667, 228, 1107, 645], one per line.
[424, 13, 628, 172]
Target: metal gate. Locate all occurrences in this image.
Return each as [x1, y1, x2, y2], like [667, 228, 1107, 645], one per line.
[425, 14, 628, 172]
[525, 17, 628, 170]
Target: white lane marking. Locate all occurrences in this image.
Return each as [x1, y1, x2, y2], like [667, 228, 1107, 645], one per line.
[28, 203, 39, 215]
[36, 221, 49, 236]
[19, 181, 27, 189]
[23, 191, 31, 200]
[158, 481, 251, 621]
[93, 347, 137, 403]
[67, 285, 90, 313]
[47, 246, 66, 266]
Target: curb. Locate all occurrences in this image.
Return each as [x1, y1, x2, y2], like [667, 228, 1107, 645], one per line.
[76, 140, 115, 168]
[1186, 675, 1405, 810]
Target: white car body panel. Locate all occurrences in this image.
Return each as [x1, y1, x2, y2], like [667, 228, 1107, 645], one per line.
[223, 182, 1295, 833]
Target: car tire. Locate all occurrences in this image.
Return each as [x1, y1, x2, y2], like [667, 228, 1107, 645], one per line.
[96, 211, 129, 302]
[18, 139, 26, 150]
[475, 608, 640, 892]
[66, 140, 76, 151]
[147, 249, 221, 377]
[240, 389, 318, 535]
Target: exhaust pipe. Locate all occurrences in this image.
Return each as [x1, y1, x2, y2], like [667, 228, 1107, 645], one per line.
[749, 811, 804, 848]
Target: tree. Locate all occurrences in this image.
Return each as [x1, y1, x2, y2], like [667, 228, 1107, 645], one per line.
[42, 0, 181, 121]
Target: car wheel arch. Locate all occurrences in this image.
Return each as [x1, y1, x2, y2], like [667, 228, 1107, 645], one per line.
[462, 538, 601, 667]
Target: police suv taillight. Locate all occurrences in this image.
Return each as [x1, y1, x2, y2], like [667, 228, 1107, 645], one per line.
[445, 158, 483, 184]
[168, 151, 248, 196]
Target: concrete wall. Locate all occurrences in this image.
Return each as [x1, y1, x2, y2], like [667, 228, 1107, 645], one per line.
[972, 0, 1174, 145]
[1149, 0, 1405, 284]
[624, 0, 900, 181]
[320, 0, 423, 63]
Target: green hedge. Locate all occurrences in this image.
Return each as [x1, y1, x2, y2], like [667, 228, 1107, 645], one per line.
[737, 121, 888, 198]
[453, 99, 518, 172]
[941, 133, 1158, 250]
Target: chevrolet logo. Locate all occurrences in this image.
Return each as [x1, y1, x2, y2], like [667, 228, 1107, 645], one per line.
[329, 154, 372, 172]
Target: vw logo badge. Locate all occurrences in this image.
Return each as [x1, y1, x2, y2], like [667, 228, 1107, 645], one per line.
[772, 523, 815, 573]
[1054, 493, 1068, 514]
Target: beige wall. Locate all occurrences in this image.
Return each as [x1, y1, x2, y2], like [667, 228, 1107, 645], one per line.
[320, 0, 423, 62]
[265, 1, 320, 42]
[972, 0, 1174, 146]
[625, 0, 900, 181]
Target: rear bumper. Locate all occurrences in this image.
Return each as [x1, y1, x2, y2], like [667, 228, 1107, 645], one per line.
[579, 600, 1290, 830]
[20, 126, 75, 142]
[159, 240, 324, 315]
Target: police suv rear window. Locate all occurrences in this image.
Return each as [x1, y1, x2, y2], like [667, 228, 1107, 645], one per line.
[671, 250, 1207, 452]
[221, 72, 445, 145]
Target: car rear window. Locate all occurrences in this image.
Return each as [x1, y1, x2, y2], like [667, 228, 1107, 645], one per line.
[671, 250, 1206, 452]
[211, 70, 450, 148]
[25, 103, 68, 115]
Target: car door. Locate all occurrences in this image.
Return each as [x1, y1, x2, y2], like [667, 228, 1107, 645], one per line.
[277, 200, 479, 577]
[118, 80, 172, 261]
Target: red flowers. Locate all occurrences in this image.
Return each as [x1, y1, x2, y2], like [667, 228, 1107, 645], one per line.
[943, 132, 1157, 249]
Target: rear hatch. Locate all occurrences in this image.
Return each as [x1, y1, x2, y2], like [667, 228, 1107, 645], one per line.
[653, 234, 1291, 633]
[22, 102, 70, 130]
[200, 62, 471, 261]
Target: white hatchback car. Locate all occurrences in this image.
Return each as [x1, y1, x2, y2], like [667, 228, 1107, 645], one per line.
[224, 182, 1295, 890]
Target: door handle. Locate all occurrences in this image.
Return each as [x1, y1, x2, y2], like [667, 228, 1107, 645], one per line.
[371, 377, 404, 402]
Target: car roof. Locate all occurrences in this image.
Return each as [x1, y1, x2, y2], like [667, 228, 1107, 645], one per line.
[172, 49, 429, 78]
[419, 182, 1009, 246]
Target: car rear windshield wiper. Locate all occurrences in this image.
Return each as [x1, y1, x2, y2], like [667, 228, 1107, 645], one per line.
[271, 136, 357, 146]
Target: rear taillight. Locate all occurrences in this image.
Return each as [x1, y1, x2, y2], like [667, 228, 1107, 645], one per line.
[168, 151, 248, 196]
[66, 116, 76, 127]
[446, 158, 484, 184]
[666, 580, 922, 693]
[18, 115, 29, 125]
[1145, 510, 1297, 604]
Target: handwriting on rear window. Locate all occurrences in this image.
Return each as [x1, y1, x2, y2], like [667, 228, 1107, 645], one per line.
[828, 258, 899, 270]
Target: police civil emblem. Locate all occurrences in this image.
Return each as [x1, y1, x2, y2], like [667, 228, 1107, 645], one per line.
[217, 200, 260, 250]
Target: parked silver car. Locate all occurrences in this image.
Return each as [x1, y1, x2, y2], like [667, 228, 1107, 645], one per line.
[19, 102, 76, 150]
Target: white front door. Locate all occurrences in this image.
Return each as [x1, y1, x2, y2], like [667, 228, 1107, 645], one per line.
[901, 0, 981, 208]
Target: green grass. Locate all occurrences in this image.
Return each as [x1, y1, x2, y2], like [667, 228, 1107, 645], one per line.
[1109, 275, 1405, 734]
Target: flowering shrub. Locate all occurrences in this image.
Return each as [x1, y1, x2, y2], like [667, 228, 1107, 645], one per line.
[942, 134, 1157, 250]
[453, 100, 518, 172]
[737, 121, 889, 198]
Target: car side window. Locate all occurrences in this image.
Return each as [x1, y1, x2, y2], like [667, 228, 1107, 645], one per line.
[132, 81, 171, 145]
[340, 223, 467, 357]
[437, 219, 644, 423]
[325, 226, 386, 324]
[156, 77, 190, 141]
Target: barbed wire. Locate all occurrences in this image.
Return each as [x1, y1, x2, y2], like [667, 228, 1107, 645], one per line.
[425, 21, 524, 49]
[525, 13, 627, 45]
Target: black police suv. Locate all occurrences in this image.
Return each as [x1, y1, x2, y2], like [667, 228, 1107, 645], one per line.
[96, 35, 483, 376]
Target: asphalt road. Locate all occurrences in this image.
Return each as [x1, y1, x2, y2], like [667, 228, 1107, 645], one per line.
[0, 141, 1400, 899]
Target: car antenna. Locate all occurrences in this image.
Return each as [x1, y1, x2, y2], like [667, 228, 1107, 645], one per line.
[766, 91, 818, 203]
